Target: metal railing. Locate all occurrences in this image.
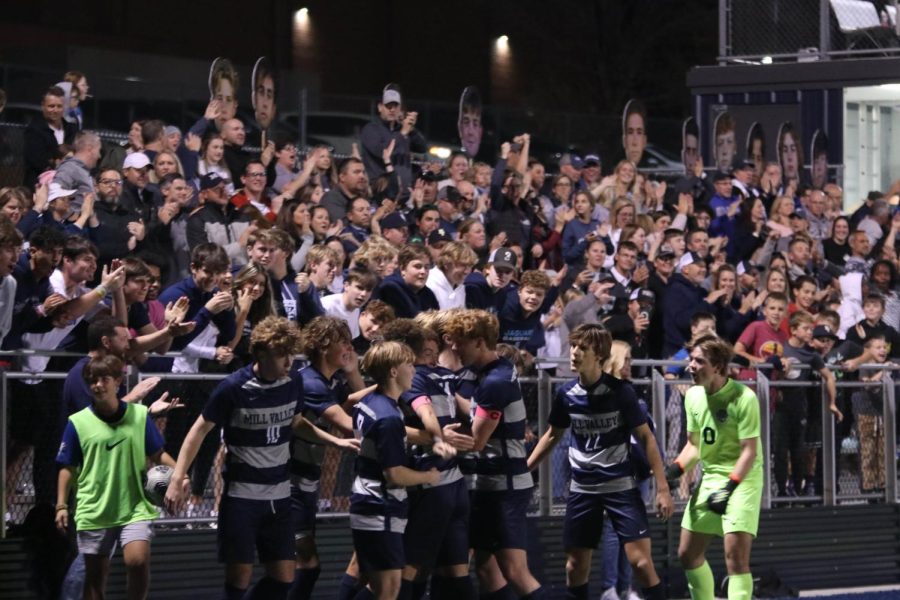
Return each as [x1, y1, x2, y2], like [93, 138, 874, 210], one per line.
[1, 355, 897, 537]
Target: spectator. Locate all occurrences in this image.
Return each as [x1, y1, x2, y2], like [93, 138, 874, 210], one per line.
[93, 167, 144, 276]
[340, 196, 373, 254]
[465, 247, 517, 313]
[120, 152, 161, 223]
[360, 84, 426, 193]
[52, 130, 101, 211]
[561, 190, 601, 267]
[304, 244, 338, 298]
[227, 261, 277, 364]
[853, 335, 893, 494]
[435, 186, 462, 238]
[230, 160, 276, 222]
[371, 243, 439, 318]
[822, 216, 851, 267]
[321, 158, 369, 222]
[728, 196, 767, 264]
[734, 292, 789, 380]
[351, 299, 394, 355]
[0, 217, 23, 347]
[409, 204, 440, 245]
[869, 259, 900, 330]
[187, 172, 252, 265]
[857, 198, 891, 247]
[158, 173, 193, 280]
[708, 171, 739, 239]
[220, 118, 252, 185]
[321, 267, 377, 338]
[845, 292, 900, 357]
[426, 241, 478, 310]
[24, 86, 77, 188]
[802, 189, 831, 242]
[603, 288, 654, 363]
[661, 251, 714, 357]
[498, 269, 559, 359]
[197, 134, 235, 196]
[844, 230, 874, 275]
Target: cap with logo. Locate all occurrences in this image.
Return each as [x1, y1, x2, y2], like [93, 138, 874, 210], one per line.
[382, 88, 401, 105]
[812, 324, 838, 341]
[488, 248, 517, 271]
[428, 228, 454, 245]
[712, 170, 731, 182]
[736, 260, 759, 277]
[583, 154, 601, 167]
[657, 244, 676, 259]
[629, 288, 656, 305]
[379, 212, 408, 231]
[200, 172, 225, 191]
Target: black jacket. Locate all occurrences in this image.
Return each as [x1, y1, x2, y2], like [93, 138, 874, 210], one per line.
[23, 118, 77, 189]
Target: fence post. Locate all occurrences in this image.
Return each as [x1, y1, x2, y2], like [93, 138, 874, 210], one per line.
[821, 380, 836, 506]
[883, 373, 897, 504]
[819, 0, 832, 59]
[537, 369, 551, 517]
[756, 371, 772, 510]
[1, 370, 6, 539]
[299, 87, 308, 149]
[651, 370, 667, 460]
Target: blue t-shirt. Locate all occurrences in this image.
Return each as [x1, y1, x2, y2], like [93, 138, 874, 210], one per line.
[290, 365, 349, 490]
[350, 391, 409, 532]
[202, 364, 303, 500]
[471, 357, 533, 492]
[549, 373, 645, 494]
[56, 402, 164, 467]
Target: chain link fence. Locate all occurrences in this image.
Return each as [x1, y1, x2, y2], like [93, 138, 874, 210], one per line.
[722, 0, 900, 62]
[2, 356, 898, 536]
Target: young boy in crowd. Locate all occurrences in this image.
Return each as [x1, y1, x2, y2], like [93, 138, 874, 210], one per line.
[734, 292, 789, 380]
[776, 310, 839, 498]
[321, 268, 378, 339]
[352, 299, 395, 355]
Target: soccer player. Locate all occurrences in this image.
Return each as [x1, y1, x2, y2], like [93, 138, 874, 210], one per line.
[351, 341, 441, 600]
[290, 316, 360, 600]
[164, 316, 359, 600]
[381, 319, 475, 599]
[55, 354, 180, 600]
[527, 324, 672, 600]
[666, 336, 763, 600]
[444, 309, 544, 599]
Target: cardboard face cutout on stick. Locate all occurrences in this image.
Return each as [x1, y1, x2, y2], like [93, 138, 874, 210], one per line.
[458, 86, 483, 158]
[777, 121, 803, 184]
[810, 129, 828, 189]
[682, 117, 700, 175]
[252, 57, 276, 132]
[622, 98, 647, 165]
[713, 112, 736, 172]
[208, 57, 239, 130]
[745, 122, 765, 186]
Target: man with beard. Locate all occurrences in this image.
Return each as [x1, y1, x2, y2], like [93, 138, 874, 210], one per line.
[360, 84, 427, 194]
[665, 336, 762, 600]
[321, 158, 369, 223]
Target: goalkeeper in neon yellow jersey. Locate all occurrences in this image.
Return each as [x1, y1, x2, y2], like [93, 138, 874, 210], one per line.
[665, 336, 763, 600]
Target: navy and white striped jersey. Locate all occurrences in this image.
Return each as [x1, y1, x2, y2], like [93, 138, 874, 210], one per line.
[471, 357, 532, 492]
[290, 365, 349, 492]
[549, 373, 645, 494]
[202, 364, 303, 500]
[350, 392, 409, 532]
[399, 364, 463, 487]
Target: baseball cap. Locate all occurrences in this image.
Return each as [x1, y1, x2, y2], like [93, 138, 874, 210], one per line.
[812, 324, 838, 341]
[428, 228, 454, 245]
[417, 170, 439, 183]
[712, 170, 731, 182]
[677, 251, 703, 272]
[47, 182, 77, 202]
[164, 125, 181, 137]
[657, 244, 676, 259]
[123, 152, 151, 170]
[629, 288, 656, 304]
[583, 154, 601, 167]
[736, 260, 759, 277]
[382, 88, 401, 105]
[559, 153, 583, 169]
[379, 212, 408, 231]
[438, 186, 461, 203]
[200, 172, 225, 191]
[488, 248, 516, 271]
[735, 159, 754, 171]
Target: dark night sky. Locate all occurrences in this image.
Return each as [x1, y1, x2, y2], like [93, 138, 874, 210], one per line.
[0, 0, 718, 153]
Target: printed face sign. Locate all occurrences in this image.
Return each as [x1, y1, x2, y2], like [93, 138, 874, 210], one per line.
[458, 86, 483, 158]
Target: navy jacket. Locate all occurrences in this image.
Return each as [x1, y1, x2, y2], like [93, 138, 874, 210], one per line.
[661, 273, 713, 357]
[158, 277, 235, 351]
[371, 273, 439, 319]
[464, 271, 516, 314]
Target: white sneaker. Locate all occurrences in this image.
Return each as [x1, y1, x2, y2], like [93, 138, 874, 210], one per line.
[600, 588, 620, 600]
[625, 589, 642, 600]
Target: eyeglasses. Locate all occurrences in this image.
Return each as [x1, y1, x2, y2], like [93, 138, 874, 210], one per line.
[99, 179, 123, 185]
[245, 172, 266, 178]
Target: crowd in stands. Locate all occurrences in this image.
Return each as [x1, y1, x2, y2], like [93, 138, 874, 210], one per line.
[1, 74, 900, 519]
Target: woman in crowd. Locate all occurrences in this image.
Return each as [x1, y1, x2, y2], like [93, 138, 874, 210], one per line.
[197, 134, 234, 196]
[767, 195, 795, 237]
[561, 190, 601, 267]
[149, 151, 183, 185]
[823, 216, 851, 267]
[609, 197, 637, 250]
[729, 196, 768, 264]
[277, 200, 315, 273]
[595, 159, 641, 207]
[228, 260, 276, 365]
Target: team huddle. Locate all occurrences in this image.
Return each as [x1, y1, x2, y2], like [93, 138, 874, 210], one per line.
[56, 310, 762, 600]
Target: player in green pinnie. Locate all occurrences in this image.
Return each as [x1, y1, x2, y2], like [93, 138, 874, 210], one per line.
[666, 335, 763, 600]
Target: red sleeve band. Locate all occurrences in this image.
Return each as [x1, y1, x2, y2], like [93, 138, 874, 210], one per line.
[475, 406, 503, 421]
[410, 396, 431, 411]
